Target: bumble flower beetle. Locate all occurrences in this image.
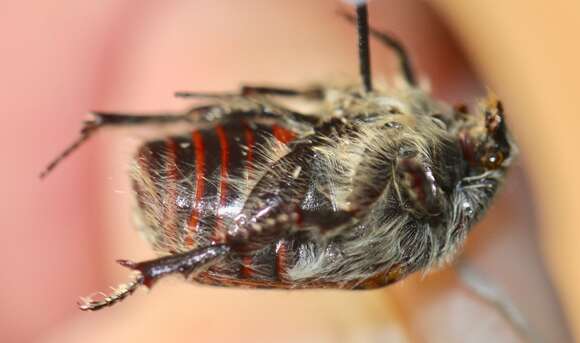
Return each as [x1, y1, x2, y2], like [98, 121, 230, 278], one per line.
[42, 2, 516, 312]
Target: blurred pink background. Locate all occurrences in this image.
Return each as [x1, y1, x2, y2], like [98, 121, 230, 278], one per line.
[1, 1, 577, 342]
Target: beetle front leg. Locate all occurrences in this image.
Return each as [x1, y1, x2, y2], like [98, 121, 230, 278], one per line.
[78, 245, 230, 311]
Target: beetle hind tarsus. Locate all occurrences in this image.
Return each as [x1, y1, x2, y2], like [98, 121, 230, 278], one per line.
[78, 245, 231, 311]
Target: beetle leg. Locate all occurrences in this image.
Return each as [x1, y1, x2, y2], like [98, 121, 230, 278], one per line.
[40, 108, 203, 179]
[40, 101, 316, 178]
[396, 157, 445, 217]
[175, 87, 322, 125]
[339, 11, 417, 86]
[240, 85, 324, 99]
[78, 245, 230, 311]
[227, 120, 362, 253]
[175, 85, 324, 100]
[225, 142, 316, 253]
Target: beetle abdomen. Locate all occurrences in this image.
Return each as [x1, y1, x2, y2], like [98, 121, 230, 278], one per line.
[131, 119, 297, 256]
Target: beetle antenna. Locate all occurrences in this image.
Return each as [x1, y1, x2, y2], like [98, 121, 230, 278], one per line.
[355, 3, 373, 93]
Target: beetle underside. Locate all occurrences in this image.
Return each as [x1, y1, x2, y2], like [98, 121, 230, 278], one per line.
[42, 3, 514, 312]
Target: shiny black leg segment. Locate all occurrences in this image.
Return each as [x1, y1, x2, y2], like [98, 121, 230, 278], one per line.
[119, 245, 231, 288]
[241, 85, 324, 99]
[78, 245, 230, 311]
[175, 88, 322, 126]
[355, 4, 373, 92]
[340, 10, 417, 86]
[90, 111, 189, 125]
[175, 85, 324, 100]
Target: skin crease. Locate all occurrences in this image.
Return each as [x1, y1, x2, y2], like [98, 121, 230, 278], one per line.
[0, 0, 574, 342]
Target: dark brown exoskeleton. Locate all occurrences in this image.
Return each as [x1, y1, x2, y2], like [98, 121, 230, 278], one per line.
[41, 3, 516, 311]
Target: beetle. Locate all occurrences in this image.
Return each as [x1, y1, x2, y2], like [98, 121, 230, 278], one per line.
[42, 3, 515, 311]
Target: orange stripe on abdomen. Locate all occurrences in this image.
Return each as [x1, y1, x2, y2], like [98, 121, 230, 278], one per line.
[186, 131, 205, 247]
[213, 125, 229, 242]
[216, 126, 229, 208]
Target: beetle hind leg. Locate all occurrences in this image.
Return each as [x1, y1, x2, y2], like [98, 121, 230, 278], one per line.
[78, 244, 231, 311]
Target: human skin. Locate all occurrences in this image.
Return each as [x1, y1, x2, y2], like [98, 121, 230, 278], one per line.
[433, 2, 580, 341]
[1, 0, 576, 342]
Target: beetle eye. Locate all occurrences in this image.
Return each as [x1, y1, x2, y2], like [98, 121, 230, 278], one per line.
[482, 150, 505, 169]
